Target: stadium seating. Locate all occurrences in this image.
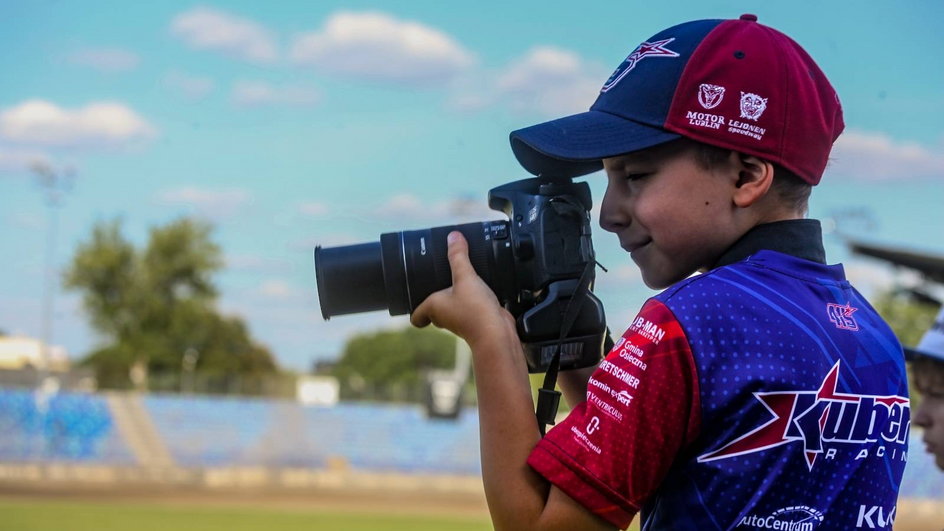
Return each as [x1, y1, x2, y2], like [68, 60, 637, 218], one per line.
[143, 393, 277, 467]
[300, 402, 481, 474]
[2, 385, 942, 501]
[141, 394, 481, 474]
[0, 388, 134, 464]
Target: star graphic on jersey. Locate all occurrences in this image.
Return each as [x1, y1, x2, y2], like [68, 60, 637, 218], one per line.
[697, 360, 908, 471]
[601, 38, 680, 92]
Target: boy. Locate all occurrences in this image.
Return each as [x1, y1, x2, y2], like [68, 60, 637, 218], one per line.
[411, 15, 908, 530]
[908, 306, 944, 472]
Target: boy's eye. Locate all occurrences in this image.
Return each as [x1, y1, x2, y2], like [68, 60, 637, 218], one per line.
[626, 173, 650, 181]
[926, 389, 944, 400]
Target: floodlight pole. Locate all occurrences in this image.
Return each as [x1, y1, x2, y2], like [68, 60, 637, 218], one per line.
[32, 162, 73, 384]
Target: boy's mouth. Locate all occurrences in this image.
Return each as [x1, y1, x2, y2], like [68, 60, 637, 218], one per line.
[622, 238, 652, 253]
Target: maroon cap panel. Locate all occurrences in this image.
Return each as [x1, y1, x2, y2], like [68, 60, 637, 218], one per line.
[664, 19, 844, 184]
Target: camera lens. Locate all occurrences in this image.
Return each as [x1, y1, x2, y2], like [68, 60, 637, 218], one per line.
[314, 243, 388, 319]
[315, 220, 513, 319]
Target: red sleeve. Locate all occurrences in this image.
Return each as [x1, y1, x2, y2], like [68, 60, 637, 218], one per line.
[527, 299, 701, 529]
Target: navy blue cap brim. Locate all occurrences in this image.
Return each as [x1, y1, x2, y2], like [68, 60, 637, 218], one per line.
[905, 347, 944, 363]
[510, 110, 681, 178]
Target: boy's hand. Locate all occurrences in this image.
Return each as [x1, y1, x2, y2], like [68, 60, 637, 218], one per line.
[411, 231, 515, 344]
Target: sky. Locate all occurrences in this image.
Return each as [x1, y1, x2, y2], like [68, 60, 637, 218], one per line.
[1, 1, 942, 373]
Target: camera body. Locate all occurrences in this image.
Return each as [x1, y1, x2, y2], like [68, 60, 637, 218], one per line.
[315, 177, 607, 373]
[486, 178, 606, 372]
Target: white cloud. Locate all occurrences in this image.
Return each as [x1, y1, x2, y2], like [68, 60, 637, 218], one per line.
[68, 47, 140, 72]
[164, 70, 215, 100]
[0, 146, 53, 173]
[494, 46, 603, 115]
[376, 193, 423, 218]
[290, 11, 475, 85]
[170, 6, 278, 63]
[298, 201, 329, 216]
[0, 100, 156, 148]
[156, 186, 252, 218]
[231, 81, 320, 107]
[829, 129, 944, 181]
[258, 279, 297, 300]
[447, 46, 604, 115]
[447, 92, 492, 113]
[373, 193, 504, 225]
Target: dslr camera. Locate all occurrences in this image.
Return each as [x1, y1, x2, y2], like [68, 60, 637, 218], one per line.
[314, 177, 607, 373]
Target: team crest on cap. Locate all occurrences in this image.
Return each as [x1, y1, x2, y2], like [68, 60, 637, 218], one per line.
[601, 38, 680, 93]
[739, 92, 768, 121]
[698, 84, 725, 110]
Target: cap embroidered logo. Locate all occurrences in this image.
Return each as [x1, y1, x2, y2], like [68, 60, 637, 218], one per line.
[739, 92, 768, 121]
[601, 38, 680, 93]
[698, 83, 726, 110]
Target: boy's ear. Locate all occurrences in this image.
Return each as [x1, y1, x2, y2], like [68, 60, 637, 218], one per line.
[732, 154, 775, 208]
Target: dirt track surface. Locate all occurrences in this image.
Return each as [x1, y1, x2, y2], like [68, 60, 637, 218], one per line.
[0, 483, 940, 530]
[0, 482, 490, 519]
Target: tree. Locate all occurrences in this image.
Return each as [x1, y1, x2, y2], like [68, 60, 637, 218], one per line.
[871, 288, 939, 410]
[332, 326, 458, 400]
[871, 290, 938, 348]
[64, 217, 276, 389]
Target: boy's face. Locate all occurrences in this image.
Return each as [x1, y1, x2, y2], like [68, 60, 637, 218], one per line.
[599, 141, 742, 289]
[913, 358, 944, 471]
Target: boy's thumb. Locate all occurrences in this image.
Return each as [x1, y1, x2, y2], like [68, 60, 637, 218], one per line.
[446, 231, 474, 281]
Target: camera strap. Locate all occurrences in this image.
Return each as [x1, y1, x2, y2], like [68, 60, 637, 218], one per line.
[536, 258, 597, 436]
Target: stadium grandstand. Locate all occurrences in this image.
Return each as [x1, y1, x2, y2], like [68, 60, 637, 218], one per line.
[0, 384, 941, 496]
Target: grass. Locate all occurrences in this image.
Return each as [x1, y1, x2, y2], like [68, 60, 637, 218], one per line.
[0, 499, 494, 531]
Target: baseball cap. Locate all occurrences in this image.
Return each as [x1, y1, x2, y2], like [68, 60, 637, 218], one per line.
[510, 14, 844, 185]
[905, 306, 944, 363]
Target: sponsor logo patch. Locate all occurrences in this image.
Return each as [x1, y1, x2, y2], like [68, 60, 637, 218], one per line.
[856, 504, 896, 529]
[698, 360, 910, 470]
[737, 506, 824, 530]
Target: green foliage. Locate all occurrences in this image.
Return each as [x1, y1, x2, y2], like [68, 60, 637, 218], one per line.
[871, 289, 940, 410]
[871, 291, 938, 348]
[332, 326, 458, 397]
[65, 217, 276, 389]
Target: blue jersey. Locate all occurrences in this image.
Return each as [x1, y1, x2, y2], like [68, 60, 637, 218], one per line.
[528, 230, 908, 530]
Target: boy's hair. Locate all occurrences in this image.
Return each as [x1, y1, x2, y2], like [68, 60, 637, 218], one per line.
[912, 357, 944, 395]
[692, 141, 812, 214]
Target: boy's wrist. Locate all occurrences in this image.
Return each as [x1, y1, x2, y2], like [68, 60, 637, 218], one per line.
[465, 311, 519, 351]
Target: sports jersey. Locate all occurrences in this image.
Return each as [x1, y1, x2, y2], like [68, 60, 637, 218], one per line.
[527, 220, 909, 530]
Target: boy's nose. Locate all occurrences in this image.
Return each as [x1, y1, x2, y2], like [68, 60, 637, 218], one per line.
[913, 402, 931, 428]
[599, 192, 629, 233]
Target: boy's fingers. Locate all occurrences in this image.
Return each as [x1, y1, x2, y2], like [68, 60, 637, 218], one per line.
[410, 308, 431, 328]
[410, 296, 434, 328]
[446, 231, 475, 283]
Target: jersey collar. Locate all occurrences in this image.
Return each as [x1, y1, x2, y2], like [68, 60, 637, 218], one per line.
[714, 219, 826, 269]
